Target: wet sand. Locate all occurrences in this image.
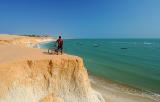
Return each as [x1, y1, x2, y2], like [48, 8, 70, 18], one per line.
[89, 74, 160, 102]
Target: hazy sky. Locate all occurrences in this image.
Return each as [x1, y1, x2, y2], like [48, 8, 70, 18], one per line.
[0, 0, 160, 38]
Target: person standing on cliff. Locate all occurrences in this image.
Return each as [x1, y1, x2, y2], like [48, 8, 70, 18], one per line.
[55, 36, 63, 55]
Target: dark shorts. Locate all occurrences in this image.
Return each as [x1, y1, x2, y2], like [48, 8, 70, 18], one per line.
[57, 46, 63, 50]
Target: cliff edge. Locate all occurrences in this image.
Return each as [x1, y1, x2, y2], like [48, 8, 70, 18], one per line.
[0, 35, 105, 102]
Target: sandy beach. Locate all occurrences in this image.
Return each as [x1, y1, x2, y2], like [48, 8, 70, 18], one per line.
[89, 74, 160, 102]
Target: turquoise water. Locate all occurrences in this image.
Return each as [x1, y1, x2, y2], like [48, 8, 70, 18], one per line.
[39, 39, 160, 94]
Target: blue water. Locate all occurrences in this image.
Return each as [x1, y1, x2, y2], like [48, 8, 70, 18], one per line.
[39, 39, 160, 94]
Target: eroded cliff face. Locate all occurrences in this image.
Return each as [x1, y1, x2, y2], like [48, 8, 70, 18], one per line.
[0, 55, 104, 102]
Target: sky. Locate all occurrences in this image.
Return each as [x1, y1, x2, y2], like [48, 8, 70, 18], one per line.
[0, 0, 160, 38]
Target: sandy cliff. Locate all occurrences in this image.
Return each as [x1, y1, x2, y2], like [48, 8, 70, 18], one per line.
[0, 35, 104, 102]
[0, 34, 55, 47]
[0, 55, 104, 102]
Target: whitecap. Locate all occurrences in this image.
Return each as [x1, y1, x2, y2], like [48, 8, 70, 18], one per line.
[144, 42, 152, 45]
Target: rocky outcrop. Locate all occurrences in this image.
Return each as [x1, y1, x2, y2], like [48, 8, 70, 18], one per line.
[0, 55, 104, 102]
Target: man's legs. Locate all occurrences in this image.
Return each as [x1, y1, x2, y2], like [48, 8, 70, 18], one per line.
[55, 46, 63, 55]
[60, 47, 63, 54]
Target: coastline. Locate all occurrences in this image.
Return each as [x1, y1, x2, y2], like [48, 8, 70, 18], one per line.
[38, 39, 160, 102]
[27, 39, 55, 48]
[0, 34, 105, 102]
[0, 34, 56, 48]
[1, 34, 159, 102]
[89, 73, 160, 102]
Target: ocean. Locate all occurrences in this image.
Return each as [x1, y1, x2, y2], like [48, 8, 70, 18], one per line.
[39, 39, 160, 96]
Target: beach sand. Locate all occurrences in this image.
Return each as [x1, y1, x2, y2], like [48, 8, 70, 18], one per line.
[89, 74, 159, 102]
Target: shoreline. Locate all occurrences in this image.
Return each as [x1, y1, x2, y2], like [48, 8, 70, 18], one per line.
[27, 39, 55, 48]
[89, 73, 160, 102]
[4, 35, 159, 102]
[38, 39, 160, 102]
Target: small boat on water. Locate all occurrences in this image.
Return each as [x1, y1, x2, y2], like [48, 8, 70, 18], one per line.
[120, 47, 128, 49]
[93, 44, 99, 47]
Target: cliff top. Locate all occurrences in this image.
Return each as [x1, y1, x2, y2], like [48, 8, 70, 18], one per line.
[0, 34, 105, 102]
[0, 34, 81, 64]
